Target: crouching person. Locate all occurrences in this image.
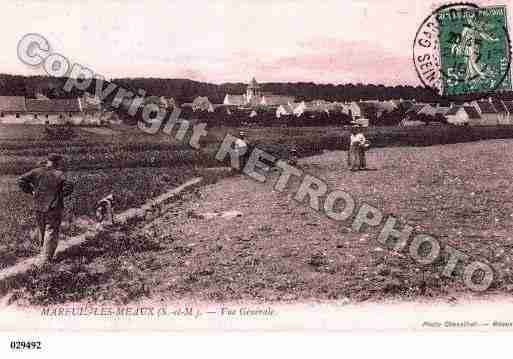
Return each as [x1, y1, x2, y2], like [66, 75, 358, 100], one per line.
[17, 153, 74, 263]
[96, 194, 115, 226]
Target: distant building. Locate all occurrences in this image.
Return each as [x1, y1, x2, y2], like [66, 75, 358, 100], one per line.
[490, 98, 510, 124]
[406, 104, 426, 116]
[224, 78, 296, 108]
[0, 95, 103, 125]
[348, 101, 380, 121]
[445, 106, 481, 125]
[435, 106, 451, 122]
[503, 100, 513, 123]
[79, 94, 103, 124]
[396, 100, 417, 112]
[417, 104, 438, 118]
[223, 95, 246, 107]
[389, 99, 402, 107]
[276, 103, 296, 118]
[191, 96, 214, 112]
[471, 99, 499, 125]
[347, 102, 364, 120]
[363, 100, 397, 118]
[0, 96, 27, 123]
[35, 93, 50, 100]
[246, 77, 261, 102]
[306, 99, 340, 115]
[26, 98, 82, 125]
[400, 118, 425, 126]
[261, 94, 295, 107]
[158, 96, 176, 110]
[407, 104, 438, 119]
[293, 101, 307, 117]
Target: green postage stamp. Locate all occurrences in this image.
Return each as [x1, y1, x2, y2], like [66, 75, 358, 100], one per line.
[414, 4, 512, 97]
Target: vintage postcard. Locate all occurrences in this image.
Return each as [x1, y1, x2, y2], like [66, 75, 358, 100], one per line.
[2, 0, 513, 342]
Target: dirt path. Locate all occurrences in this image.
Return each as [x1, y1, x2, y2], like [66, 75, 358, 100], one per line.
[143, 140, 513, 303]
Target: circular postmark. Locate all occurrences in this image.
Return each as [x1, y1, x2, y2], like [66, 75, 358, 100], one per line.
[413, 3, 512, 99]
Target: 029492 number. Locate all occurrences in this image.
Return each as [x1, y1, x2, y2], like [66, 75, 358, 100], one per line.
[10, 341, 42, 350]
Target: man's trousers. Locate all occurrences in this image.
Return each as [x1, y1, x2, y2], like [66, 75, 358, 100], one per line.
[35, 209, 62, 262]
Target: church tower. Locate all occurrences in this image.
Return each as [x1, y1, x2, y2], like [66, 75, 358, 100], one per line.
[246, 77, 261, 101]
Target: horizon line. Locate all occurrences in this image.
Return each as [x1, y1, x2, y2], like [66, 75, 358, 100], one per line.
[0, 71, 422, 88]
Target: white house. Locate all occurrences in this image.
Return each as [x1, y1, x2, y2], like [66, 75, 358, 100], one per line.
[79, 94, 103, 125]
[276, 104, 296, 118]
[0, 97, 84, 125]
[191, 96, 214, 112]
[292, 101, 307, 117]
[365, 100, 397, 118]
[223, 94, 246, 106]
[503, 101, 513, 123]
[305, 100, 339, 115]
[348, 101, 380, 122]
[471, 99, 499, 125]
[223, 78, 296, 108]
[0, 95, 106, 125]
[445, 106, 481, 125]
[27, 99, 84, 125]
[403, 104, 438, 123]
[400, 118, 425, 126]
[0, 96, 27, 123]
[491, 98, 510, 124]
[261, 95, 295, 107]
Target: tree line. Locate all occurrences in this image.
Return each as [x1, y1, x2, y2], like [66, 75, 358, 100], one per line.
[4, 73, 513, 105]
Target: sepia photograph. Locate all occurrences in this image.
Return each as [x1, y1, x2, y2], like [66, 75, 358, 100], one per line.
[1, 1, 513, 347]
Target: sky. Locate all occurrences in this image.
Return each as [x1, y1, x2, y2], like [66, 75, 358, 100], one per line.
[1, 0, 511, 85]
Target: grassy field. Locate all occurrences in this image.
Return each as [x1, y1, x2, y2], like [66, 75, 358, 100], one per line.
[0, 123, 182, 144]
[0, 166, 228, 270]
[4, 123, 513, 175]
[5, 138, 513, 305]
[3, 122, 513, 305]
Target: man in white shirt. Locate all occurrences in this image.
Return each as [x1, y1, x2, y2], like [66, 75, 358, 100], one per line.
[234, 131, 248, 171]
[350, 131, 366, 147]
[348, 126, 369, 171]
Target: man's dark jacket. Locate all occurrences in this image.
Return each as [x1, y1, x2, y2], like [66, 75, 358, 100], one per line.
[17, 166, 74, 212]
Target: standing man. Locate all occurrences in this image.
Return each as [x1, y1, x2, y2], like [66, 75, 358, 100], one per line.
[289, 145, 299, 166]
[356, 126, 370, 170]
[234, 130, 249, 172]
[348, 125, 369, 171]
[348, 126, 359, 171]
[17, 153, 74, 263]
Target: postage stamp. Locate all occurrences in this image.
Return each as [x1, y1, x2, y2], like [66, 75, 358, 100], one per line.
[414, 3, 512, 98]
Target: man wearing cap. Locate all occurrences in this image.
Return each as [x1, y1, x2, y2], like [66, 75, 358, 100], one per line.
[17, 153, 74, 263]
